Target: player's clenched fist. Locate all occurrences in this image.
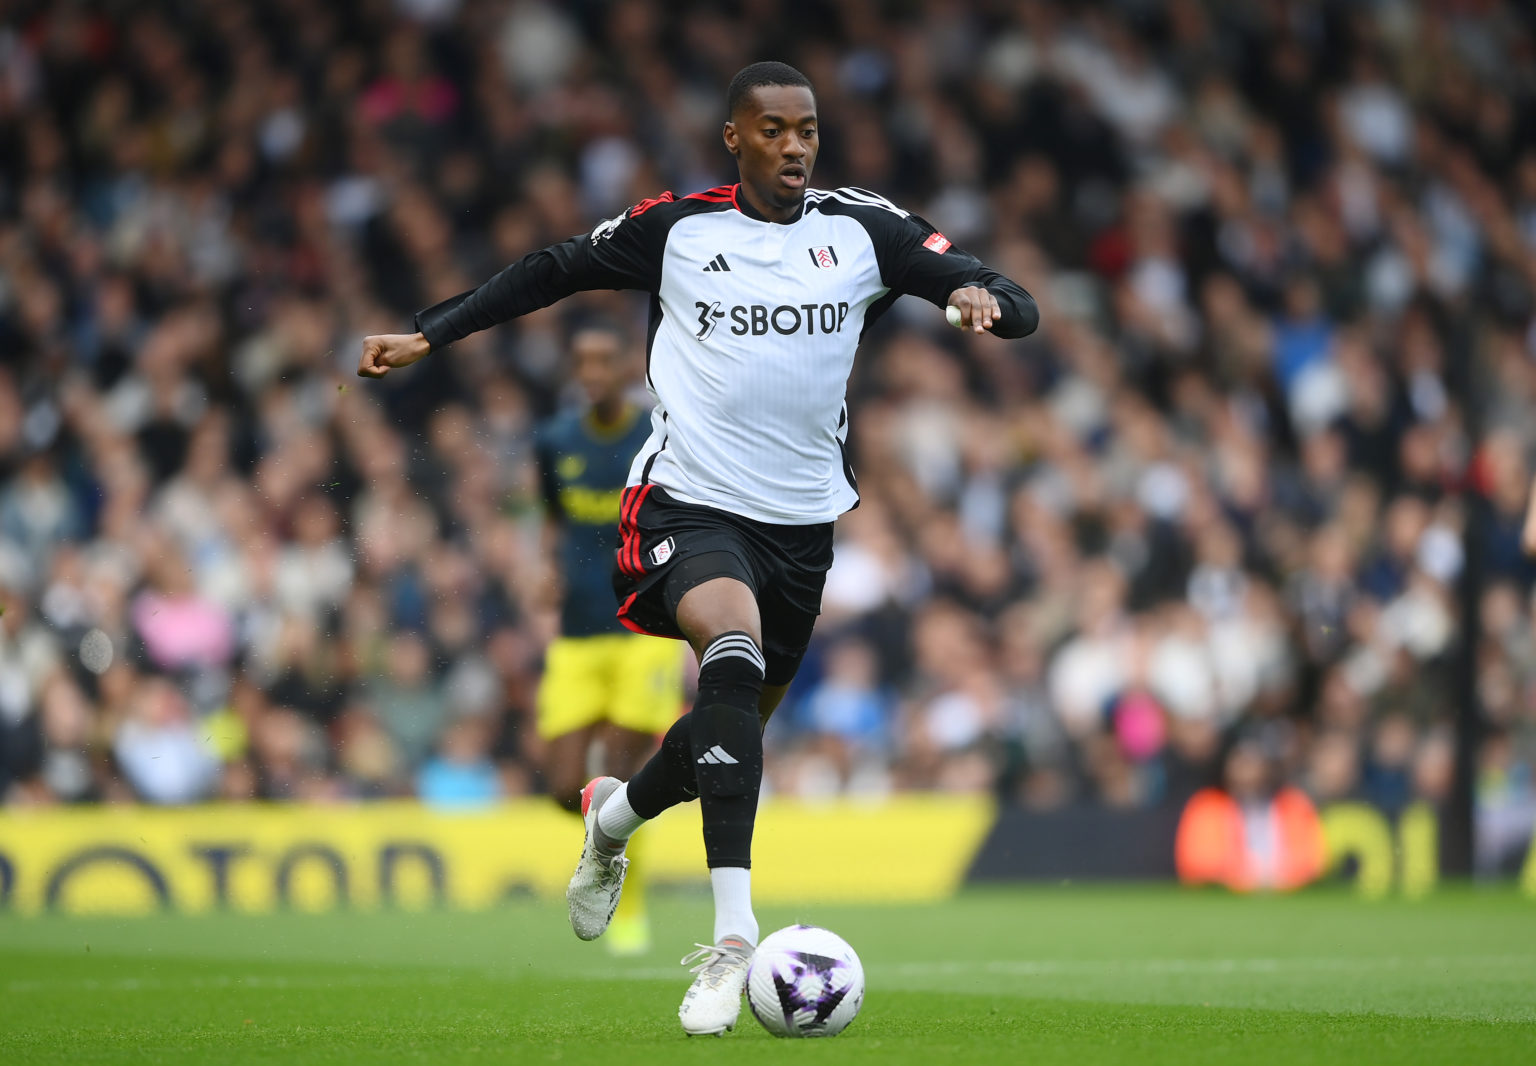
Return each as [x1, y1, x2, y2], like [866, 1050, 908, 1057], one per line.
[356, 332, 432, 378]
[946, 285, 1002, 334]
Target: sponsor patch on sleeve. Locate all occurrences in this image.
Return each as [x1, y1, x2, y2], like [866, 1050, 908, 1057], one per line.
[922, 231, 952, 254]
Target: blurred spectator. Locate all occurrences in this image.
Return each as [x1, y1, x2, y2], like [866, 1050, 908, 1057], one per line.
[0, 589, 59, 795]
[1175, 737, 1326, 892]
[131, 539, 235, 674]
[1, 451, 84, 583]
[113, 675, 219, 805]
[777, 636, 894, 797]
[418, 715, 502, 808]
[365, 630, 448, 770]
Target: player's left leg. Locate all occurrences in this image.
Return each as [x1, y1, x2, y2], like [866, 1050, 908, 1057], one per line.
[664, 576, 767, 1035]
[634, 576, 820, 1037]
[676, 527, 832, 963]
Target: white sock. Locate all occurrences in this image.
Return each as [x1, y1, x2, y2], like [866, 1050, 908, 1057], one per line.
[595, 782, 646, 845]
[711, 866, 758, 946]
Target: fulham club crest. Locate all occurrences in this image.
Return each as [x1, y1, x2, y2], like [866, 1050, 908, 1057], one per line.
[648, 537, 675, 567]
[808, 246, 839, 269]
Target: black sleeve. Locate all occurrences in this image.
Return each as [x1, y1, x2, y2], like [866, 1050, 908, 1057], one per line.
[868, 206, 1039, 339]
[415, 195, 673, 350]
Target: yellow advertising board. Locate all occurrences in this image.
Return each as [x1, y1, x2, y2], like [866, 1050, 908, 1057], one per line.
[0, 796, 995, 916]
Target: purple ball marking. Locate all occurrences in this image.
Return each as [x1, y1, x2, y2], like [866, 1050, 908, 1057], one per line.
[766, 950, 851, 1033]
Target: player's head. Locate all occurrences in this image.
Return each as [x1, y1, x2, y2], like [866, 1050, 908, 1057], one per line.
[723, 61, 818, 214]
[569, 319, 632, 409]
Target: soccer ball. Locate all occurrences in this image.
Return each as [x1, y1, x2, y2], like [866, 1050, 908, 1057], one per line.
[746, 925, 864, 1038]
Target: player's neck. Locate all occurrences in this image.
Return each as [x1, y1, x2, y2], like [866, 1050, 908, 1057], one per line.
[736, 181, 804, 224]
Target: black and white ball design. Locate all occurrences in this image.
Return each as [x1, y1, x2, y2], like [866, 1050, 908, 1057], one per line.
[746, 925, 864, 1038]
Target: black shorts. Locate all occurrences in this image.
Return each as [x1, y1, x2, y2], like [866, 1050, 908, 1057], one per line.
[611, 485, 834, 686]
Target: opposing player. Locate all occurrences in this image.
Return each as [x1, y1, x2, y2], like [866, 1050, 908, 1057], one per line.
[358, 61, 1039, 1035]
[533, 322, 684, 955]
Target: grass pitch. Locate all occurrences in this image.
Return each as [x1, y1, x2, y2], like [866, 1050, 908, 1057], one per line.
[1, 886, 1532, 1064]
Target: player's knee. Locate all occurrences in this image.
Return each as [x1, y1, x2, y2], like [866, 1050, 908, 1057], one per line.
[674, 574, 761, 649]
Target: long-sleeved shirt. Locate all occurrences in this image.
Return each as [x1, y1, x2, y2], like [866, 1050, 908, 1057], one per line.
[418, 184, 1039, 524]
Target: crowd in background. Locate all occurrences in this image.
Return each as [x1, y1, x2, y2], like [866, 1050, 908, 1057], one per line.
[2, 0, 1536, 874]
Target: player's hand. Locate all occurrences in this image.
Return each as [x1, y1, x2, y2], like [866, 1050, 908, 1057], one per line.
[946, 286, 1001, 334]
[357, 332, 432, 378]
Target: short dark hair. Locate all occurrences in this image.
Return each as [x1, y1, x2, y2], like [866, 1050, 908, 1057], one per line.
[726, 61, 814, 119]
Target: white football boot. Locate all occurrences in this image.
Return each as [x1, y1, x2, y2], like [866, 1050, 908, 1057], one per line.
[678, 936, 754, 1036]
[566, 777, 629, 941]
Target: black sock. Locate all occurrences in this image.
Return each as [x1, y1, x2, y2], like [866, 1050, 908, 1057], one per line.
[688, 632, 766, 869]
[627, 713, 698, 818]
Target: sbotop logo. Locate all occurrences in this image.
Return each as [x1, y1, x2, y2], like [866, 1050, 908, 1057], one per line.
[695, 301, 851, 341]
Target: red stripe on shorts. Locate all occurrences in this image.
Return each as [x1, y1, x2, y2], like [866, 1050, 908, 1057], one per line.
[616, 584, 685, 640]
[625, 485, 655, 576]
[615, 487, 638, 576]
[615, 591, 644, 632]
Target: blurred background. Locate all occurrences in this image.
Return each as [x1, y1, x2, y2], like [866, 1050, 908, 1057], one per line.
[2, 0, 1535, 892]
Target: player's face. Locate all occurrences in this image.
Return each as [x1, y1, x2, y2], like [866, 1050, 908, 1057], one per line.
[725, 85, 819, 213]
[571, 332, 627, 406]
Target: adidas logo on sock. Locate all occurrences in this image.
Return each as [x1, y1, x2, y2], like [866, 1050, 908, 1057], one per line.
[696, 745, 739, 765]
[702, 253, 731, 272]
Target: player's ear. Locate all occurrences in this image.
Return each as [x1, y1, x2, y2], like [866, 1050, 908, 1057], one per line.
[723, 120, 739, 157]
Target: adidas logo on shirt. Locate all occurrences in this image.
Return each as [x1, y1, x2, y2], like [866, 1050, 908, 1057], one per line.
[701, 253, 731, 272]
[696, 745, 739, 765]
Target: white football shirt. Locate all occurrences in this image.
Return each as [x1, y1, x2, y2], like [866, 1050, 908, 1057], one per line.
[417, 184, 1038, 524]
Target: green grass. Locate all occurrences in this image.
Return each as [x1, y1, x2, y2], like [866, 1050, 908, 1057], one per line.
[2, 886, 1533, 1064]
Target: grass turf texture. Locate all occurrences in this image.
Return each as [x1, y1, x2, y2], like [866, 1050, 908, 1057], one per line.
[1, 887, 1532, 1064]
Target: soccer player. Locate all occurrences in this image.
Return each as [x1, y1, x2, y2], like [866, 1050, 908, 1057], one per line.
[533, 321, 684, 955]
[358, 60, 1039, 1035]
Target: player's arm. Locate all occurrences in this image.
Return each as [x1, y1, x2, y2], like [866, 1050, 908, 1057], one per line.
[358, 198, 669, 378]
[872, 208, 1039, 339]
